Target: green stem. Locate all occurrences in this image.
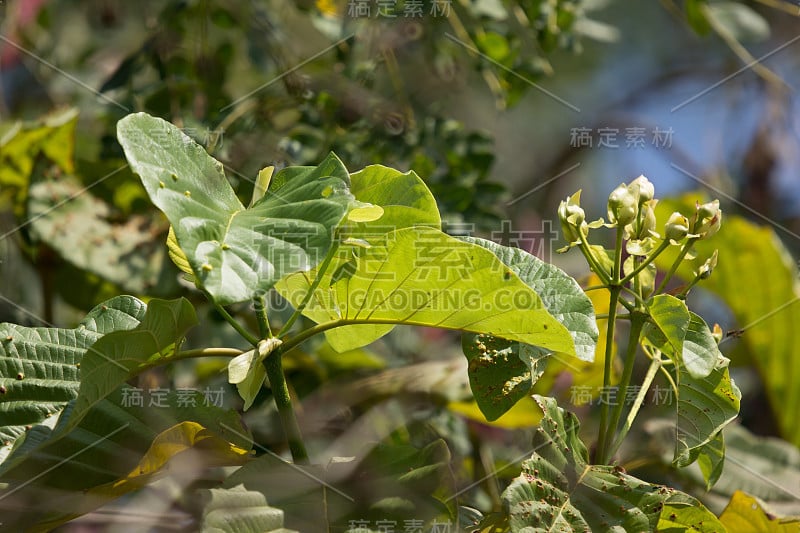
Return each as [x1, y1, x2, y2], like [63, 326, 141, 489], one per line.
[595, 285, 621, 465]
[578, 231, 612, 285]
[654, 238, 697, 294]
[595, 226, 625, 464]
[174, 347, 244, 360]
[619, 240, 670, 286]
[211, 298, 260, 346]
[278, 241, 341, 338]
[263, 348, 309, 464]
[608, 353, 661, 457]
[254, 295, 273, 339]
[602, 312, 646, 462]
[612, 226, 624, 282]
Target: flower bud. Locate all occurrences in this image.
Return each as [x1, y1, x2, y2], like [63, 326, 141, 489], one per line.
[697, 250, 718, 280]
[665, 212, 689, 242]
[693, 200, 722, 239]
[629, 175, 654, 204]
[711, 323, 723, 344]
[607, 184, 637, 226]
[558, 191, 586, 243]
[633, 200, 657, 239]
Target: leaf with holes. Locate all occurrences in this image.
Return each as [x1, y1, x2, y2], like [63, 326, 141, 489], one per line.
[675, 355, 741, 467]
[462, 333, 549, 421]
[117, 112, 353, 305]
[502, 395, 723, 532]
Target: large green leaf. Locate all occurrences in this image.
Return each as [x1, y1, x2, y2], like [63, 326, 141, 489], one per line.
[297, 164, 442, 351]
[0, 389, 251, 531]
[0, 296, 146, 457]
[454, 238, 598, 421]
[117, 112, 353, 305]
[502, 395, 724, 532]
[65, 297, 198, 431]
[460, 237, 598, 362]
[278, 227, 577, 356]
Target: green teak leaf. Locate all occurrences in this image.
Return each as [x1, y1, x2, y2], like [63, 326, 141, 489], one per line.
[695, 431, 726, 491]
[279, 227, 577, 356]
[0, 296, 146, 459]
[682, 312, 722, 379]
[646, 294, 690, 357]
[657, 500, 727, 532]
[297, 164, 442, 351]
[117, 112, 353, 305]
[65, 297, 198, 432]
[461, 237, 598, 362]
[502, 395, 722, 532]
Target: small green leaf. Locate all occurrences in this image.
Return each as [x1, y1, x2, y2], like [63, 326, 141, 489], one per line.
[682, 312, 721, 379]
[250, 165, 274, 207]
[462, 333, 548, 421]
[657, 500, 726, 532]
[228, 338, 282, 410]
[646, 294, 690, 357]
[696, 431, 726, 490]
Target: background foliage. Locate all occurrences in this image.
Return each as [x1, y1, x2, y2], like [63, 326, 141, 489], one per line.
[1, 0, 800, 530]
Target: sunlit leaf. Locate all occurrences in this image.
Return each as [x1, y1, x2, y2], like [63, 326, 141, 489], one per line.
[719, 491, 800, 532]
[117, 113, 353, 305]
[279, 227, 577, 356]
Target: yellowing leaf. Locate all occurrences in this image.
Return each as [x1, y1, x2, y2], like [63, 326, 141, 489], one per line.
[448, 396, 543, 429]
[117, 421, 250, 486]
[719, 491, 800, 532]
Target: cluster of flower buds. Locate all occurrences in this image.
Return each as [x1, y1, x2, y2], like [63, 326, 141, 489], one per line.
[605, 176, 659, 240]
